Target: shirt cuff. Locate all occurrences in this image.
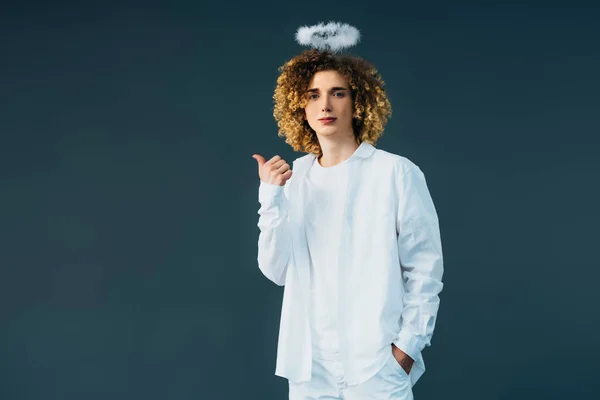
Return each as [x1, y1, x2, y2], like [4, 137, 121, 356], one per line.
[258, 181, 284, 204]
[393, 329, 423, 362]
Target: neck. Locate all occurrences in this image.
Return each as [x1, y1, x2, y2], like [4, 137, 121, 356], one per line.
[317, 134, 360, 168]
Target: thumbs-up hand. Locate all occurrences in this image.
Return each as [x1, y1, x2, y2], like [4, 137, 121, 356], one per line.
[252, 154, 293, 186]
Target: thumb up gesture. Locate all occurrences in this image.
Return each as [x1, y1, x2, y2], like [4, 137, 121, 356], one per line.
[252, 154, 293, 186]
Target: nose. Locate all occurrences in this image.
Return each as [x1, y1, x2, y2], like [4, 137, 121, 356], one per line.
[321, 96, 332, 112]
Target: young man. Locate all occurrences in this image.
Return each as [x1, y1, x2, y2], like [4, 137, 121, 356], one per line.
[252, 47, 444, 399]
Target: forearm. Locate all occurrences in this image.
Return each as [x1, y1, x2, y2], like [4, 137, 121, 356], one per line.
[395, 263, 443, 360]
[256, 182, 292, 286]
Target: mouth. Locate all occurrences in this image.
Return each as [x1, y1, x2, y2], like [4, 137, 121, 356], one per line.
[318, 118, 336, 124]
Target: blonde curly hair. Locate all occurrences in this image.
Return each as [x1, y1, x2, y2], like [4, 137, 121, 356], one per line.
[273, 49, 392, 156]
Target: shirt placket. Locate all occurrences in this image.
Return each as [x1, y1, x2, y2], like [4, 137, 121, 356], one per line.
[337, 159, 355, 385]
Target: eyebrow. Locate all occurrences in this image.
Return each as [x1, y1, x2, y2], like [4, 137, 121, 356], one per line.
[306, 87, 349, 93]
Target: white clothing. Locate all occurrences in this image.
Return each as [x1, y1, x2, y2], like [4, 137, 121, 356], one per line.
[289, 347, 413, 400]
[305, 157, 348, 359]
[256, 141, 444, 387]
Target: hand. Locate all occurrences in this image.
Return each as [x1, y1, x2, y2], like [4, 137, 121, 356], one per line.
[252, 154, 293, 186]
[391, 343, 414, 375]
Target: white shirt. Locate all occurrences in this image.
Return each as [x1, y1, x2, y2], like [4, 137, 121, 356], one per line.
[256, 141, 444, 387]
[304, 157, 348, 359]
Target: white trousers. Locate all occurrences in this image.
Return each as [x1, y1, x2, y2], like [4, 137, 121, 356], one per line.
[288, 349, 414, 400]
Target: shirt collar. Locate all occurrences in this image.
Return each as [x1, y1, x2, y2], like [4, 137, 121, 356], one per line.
[351, 141, 376, 159]
[307, 140, 376, 162]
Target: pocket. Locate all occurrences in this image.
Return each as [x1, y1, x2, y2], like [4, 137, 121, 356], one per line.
[388, 351, 409, 378]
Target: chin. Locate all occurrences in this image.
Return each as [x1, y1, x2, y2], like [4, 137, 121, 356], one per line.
[316, 131, 337, 137]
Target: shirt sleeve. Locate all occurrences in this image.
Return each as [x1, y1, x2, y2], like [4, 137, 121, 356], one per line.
[392, 163, 444, 361]
[256, 178, 293, 286]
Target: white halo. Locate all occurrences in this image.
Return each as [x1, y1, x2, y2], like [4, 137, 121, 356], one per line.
[295, 21, 360, 52]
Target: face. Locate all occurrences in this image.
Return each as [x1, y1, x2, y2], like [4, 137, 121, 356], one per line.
[304, 70, 354, 140]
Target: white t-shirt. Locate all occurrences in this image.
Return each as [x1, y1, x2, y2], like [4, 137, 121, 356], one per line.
[304, 156, 349, 360]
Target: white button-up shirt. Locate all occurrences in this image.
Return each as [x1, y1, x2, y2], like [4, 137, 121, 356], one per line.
[256, 141, 444, 387]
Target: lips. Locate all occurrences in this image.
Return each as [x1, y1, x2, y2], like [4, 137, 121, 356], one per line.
[318, 118, 336, 121]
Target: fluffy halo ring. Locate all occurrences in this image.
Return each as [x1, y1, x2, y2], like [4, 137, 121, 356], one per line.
[295, 21, 360, 52]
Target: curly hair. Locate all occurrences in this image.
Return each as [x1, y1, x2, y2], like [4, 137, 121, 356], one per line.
[273, 49, 392, 156]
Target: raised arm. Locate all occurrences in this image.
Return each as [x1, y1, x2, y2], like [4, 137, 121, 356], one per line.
[253, 154, 294, 286]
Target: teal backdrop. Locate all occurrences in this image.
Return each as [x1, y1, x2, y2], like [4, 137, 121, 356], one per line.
[0, 1, 598, 398]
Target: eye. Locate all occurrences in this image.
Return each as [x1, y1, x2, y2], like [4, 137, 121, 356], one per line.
[309, 94, 318, 100]
[334, 92, 345, 97]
